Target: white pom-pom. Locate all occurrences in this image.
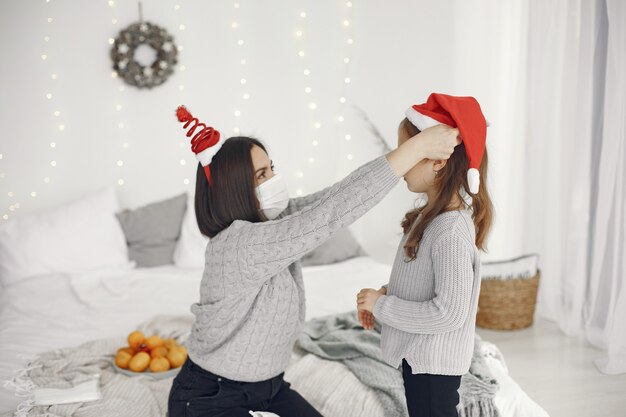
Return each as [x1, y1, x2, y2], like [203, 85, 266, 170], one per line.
[468, 168, 480, 194]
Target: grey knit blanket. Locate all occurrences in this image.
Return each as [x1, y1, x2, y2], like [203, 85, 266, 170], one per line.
[296, 311, 501, 417]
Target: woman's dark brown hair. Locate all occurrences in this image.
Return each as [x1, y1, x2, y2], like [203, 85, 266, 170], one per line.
[400, 118, 494, 259]
[195, 136, 267, 238]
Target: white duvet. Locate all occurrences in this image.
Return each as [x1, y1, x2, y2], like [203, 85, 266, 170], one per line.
[0, 257, 548, 416]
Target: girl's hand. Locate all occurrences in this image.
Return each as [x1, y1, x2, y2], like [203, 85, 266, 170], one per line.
[414, 124, 460, 161]
[358, 309, 375, 330]
[357, 288, 383, 313]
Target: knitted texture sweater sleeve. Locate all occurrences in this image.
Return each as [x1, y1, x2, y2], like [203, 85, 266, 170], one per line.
[230, 155, 399, 284]
[373, 232, 474, 334]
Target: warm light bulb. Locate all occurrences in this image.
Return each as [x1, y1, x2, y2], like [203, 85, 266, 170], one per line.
[117, 160, 124, 166]
[303, 69, 310, 75]
[240, 78, 247, 84]
[305, 87, 312, 93]
[232, 22, 239, 29]
[180, 159, 186, 165]
[308, 103, 317, 110]
[345, 134, 352, 141]
[118, 179, 124, 185]
[312, 140, 319, 146]
[300, 12, 306, 18]
[50, 160, 57, 166]
[50, 142, 56, 148]
[237, 39, 244, 46]
[347, 154, 353, 160]
[344, 77, 351, 84]
[338, 116, 345, 122]
[179, 24, 185, 31]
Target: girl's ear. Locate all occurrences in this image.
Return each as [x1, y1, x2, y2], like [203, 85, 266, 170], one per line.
[433, 159, 448, 173]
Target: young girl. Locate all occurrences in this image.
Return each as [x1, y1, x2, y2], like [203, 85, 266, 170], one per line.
[357, 93, 493, 417]
[167, 105, 460, 417]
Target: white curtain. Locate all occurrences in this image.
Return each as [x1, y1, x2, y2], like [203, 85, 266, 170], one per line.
[523, 0, 626, 374]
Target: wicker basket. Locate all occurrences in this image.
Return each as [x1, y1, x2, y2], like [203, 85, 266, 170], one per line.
[476, 271, 540, 330]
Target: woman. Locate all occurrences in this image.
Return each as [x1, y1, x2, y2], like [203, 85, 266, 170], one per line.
[167, 105, 459, 417]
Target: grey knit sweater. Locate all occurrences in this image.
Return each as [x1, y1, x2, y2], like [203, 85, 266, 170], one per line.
[187, 155, 400, 382]
[373, 209, 481, 376]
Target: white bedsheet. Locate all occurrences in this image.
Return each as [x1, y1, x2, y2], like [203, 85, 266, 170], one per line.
[0, 257, 548, 416]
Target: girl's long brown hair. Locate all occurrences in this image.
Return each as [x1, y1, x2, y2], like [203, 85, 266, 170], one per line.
[400, 118, 494, 260]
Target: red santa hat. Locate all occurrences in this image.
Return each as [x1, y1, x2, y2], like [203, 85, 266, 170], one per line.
[405, 93, 488, 194]
[175, 105, 224, 185]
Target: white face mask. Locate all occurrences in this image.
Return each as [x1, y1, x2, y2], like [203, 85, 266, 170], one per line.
[256, 173, 290, 220]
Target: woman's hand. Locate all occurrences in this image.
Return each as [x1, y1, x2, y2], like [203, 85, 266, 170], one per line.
[386, 124, 460, 177]
[415, 124, 461, 161]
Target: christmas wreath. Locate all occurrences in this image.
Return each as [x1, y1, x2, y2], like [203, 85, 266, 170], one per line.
[110, 22, 178, 89]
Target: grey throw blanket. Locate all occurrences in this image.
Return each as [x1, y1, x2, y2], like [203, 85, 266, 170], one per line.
[296, 311, 500, 417]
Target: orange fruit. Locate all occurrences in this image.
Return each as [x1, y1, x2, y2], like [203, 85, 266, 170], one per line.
[163, 338, 178, 349]
[145, 335, 163, 350]
[149, 357, 171, 373]
[117, 347, 134, 356]
[128, 352, 150, 372]
[150, 346, 168, 359]
[128, 331, 145, 350]
[166, 349, 187, 368]
[115, 351, 132, 369]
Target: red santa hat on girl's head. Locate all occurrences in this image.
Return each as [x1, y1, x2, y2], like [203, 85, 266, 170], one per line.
[175, 105, 224, 185]
[405, 93, 488, 194]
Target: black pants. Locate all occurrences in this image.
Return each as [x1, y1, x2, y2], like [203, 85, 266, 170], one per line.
[168, 357, 323, 417]
[401, 359, 462, 417]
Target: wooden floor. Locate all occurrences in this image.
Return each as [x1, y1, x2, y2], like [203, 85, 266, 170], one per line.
[476, 318, 626, 417]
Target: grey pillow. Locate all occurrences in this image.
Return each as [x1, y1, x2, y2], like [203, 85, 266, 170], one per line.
[301, 228, 367, 267]
[116, 193, 187, 267]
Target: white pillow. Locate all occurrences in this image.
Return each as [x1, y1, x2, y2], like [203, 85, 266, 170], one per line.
[0, 187, 131, 287]
[173, 194, 208, 268]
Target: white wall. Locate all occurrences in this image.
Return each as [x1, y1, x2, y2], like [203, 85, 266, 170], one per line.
[0, 0, 528, 265]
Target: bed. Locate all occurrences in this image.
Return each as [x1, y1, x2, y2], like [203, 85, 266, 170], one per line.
[0, 188, 549, 416]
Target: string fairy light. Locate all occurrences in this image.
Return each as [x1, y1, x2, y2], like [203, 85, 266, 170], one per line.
[231, 0, 249, 137]
[108, 0, 128, 188]
[2, 1, 66, 221]
[291, 6, 322, 197]
[339, 1, 355, 164]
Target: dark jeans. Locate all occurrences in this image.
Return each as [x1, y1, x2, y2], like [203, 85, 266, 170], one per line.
[168, 357, 323, 417]
[401, 359, 462, 417]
